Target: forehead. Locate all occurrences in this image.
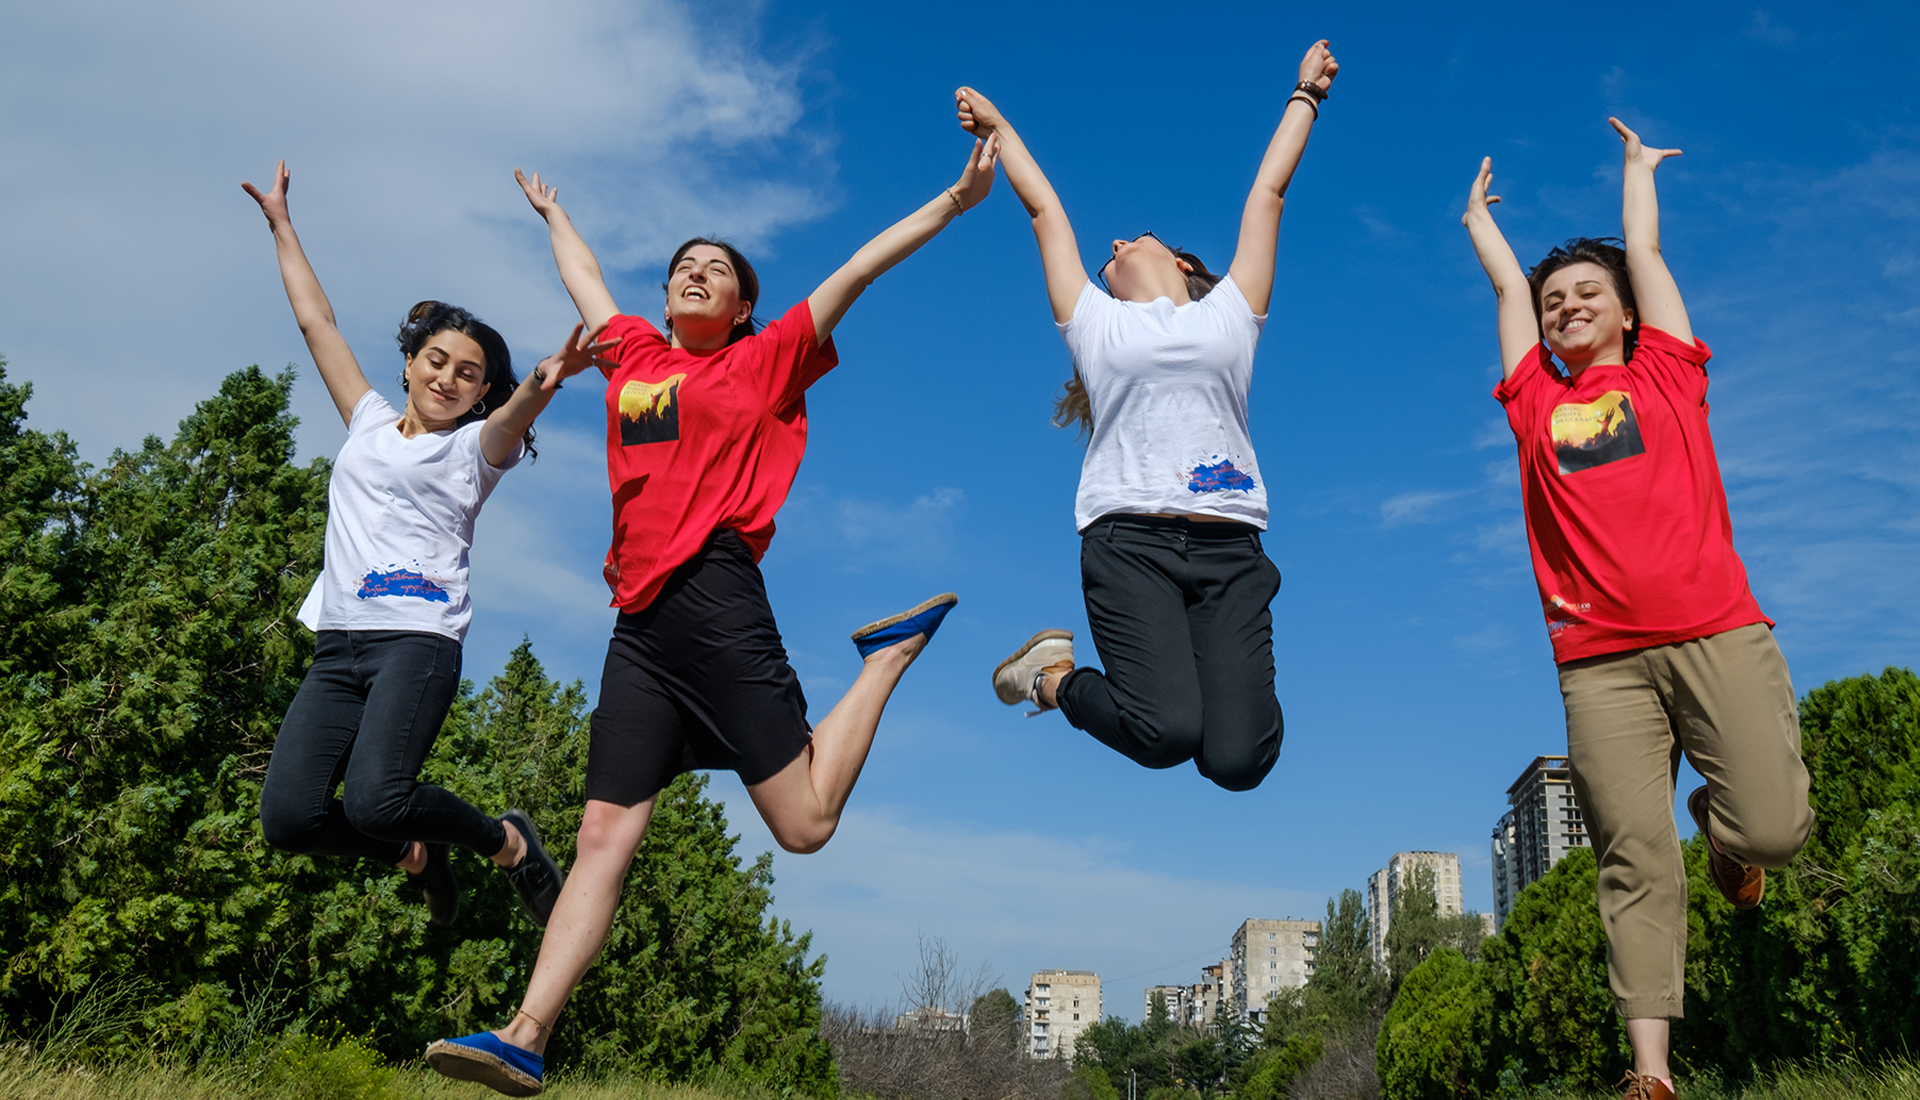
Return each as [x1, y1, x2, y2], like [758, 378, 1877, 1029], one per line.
[1541, 261, 1616, 297]
[422, 329, 486, 364]
[675, 245, 734, 269]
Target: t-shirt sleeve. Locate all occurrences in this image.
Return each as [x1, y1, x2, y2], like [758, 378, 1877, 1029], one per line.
[1493, 343, 1551, 438]
[1056, 280, 1110, 370]
[1631, 326, 1712, 407]
[465, 420, 524, 484]
[1213, 274, 1268, 331]
[348, 389, 398, 434]
[753, 300, 839, 414]
[601, 314, 667, 375]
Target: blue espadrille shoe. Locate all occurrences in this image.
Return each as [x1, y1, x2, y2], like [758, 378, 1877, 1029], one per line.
[425, 1031, 543, 1096]
[850, 592, 958, 657]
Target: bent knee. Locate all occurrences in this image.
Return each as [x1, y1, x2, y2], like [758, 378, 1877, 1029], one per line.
[341, 792, 409, 842]
[259, 807, 314, 853]
[1199, 753, 1276, 793]
[771, 820, 837, 856]
[1726, 804, 1814, 869]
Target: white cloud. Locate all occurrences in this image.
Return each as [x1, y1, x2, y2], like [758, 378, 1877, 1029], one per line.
[0, 0, 833, 464]
[1379, 489, 1467, 527]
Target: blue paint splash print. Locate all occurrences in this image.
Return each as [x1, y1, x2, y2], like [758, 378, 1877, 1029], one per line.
[1187, 458, 1256, 493]
[357, 568, 451, 603]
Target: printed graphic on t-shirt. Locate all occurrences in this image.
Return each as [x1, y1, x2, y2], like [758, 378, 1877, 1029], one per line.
[618, 374, 687, 446]
[1551, 391, 1645, 474]
[357, 565, 450, 603]
[1187, 457, 1257, 493]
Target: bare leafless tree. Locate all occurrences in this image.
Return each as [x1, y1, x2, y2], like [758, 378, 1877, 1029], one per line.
[825, 936, 1073, 1100]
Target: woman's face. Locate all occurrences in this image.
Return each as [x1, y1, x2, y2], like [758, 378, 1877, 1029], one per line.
[1537, 262, 1633, 364]
[1102, 234, 1190, 302]
[665, 245, 751, 341]
[404, 329, 490, 421]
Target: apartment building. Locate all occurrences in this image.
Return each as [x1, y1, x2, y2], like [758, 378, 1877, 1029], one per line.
[1491, 755, 1588, 928]
[1187, 961, 1226, 1027]
[1024, 969, 1100, 1060]
[1228, 918, 1319, 1024]
[1366, 851, 1465, 967]
[1145, 984, 1186, 1023]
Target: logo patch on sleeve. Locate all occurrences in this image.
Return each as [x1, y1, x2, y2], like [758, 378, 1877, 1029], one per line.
[1551, 391, 1645, 474]
[618, 374, 687, 446]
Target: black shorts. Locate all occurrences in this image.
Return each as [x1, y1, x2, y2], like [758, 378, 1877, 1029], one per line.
[585, 529, 813, 805]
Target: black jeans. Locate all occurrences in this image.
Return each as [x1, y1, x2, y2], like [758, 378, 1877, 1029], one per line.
[1058, 516, 1284, 792]
[260, 630, 506, 863]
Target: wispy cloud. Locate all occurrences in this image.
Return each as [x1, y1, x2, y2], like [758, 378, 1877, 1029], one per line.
[1746, 11, 1797, 46]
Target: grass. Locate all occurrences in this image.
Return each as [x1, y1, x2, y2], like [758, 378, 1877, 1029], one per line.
[1493, 1059, 1920, 1100]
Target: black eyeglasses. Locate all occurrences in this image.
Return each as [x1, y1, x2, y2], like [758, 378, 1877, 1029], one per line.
[1096, 232, 1180, 292]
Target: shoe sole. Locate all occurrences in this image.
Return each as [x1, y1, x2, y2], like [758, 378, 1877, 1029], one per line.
[851, 592, 959, 640]
[992, 629, 1074, 681]
[1687, 786, 1764, 909]
[425, 1040, 542, 1096]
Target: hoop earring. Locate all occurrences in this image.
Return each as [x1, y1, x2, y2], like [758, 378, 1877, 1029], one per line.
[470, 399, 487, 417]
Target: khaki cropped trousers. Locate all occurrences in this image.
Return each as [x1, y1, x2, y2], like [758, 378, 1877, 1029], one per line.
[1557, 622, 1813, 1019]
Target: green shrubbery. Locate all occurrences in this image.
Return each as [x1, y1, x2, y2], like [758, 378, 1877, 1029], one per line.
[0, 362, 833, 1093]
[1378, 667, 1920, 1098]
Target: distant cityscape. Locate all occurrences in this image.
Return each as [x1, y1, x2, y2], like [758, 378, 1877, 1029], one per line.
[1012, 752, 1589, 1058]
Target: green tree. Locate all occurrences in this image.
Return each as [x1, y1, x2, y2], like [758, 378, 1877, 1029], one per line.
[1375, 948, 1491, 1100]
[0, 366, 836, 1093]
[969, 988, 1019, 1052]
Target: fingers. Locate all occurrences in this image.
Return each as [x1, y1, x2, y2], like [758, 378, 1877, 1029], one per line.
[241, 181, 264, 203]
[1609, 116, 1637, 144]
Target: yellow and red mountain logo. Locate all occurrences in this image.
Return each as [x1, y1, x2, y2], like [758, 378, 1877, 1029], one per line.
[1550, 390, 1645, 474]
[618, 373, 687, 446]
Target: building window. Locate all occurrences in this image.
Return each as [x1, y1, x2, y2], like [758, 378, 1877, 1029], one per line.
[1073, 1014, 1080, 1021]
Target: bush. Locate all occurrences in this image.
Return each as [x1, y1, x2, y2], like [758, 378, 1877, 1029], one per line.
[1376, 948, 1490, 1100]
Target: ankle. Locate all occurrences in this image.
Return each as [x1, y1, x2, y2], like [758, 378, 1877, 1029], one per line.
[396, 841, 426, 874]
[493, 821, 526, 868]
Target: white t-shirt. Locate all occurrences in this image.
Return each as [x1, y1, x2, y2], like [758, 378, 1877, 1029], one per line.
[296, 390, 522, 642]
[1058, 275, 1268, 532]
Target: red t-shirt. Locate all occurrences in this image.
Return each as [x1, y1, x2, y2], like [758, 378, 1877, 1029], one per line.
[1494, 326, 1770, 663]
[597, 301, 837, 612]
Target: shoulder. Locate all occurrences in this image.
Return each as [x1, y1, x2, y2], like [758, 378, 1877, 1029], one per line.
[1493, 345, 1552, 406]
[348, 389, 399, 433]
[1057, 280, 1111, 335]
[1633, 325, 1712, 368]
[604, 314, 667, 357]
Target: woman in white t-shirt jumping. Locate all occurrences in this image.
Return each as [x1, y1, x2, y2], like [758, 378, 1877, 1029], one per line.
[959, 40, 1336, 791]
[243, 161, 613, 927]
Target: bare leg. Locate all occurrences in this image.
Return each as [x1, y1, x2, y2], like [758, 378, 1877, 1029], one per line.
[393, 819, 527, 874]
[493, 797, 655, 1055]
[748, 633, 927, 854]
[1625, 1017, 1672, 1089]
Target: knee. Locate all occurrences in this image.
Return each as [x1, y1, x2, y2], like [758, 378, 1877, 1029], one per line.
[1198, 747, 1277, 793]
[575, 800, 653, 862]
[341, 788, 409, 842]
[259, 801, 316, 853]
[1130, 716, 1205, 769]
[1725, 803, 1814, 869]
[770, 819, 836, 856]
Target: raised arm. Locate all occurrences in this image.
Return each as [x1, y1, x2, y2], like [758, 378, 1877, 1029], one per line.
[515, 169, 621, 333]
[241, 161, 371, 425]
[956, 87, 1086, 323]
[1610, 118, 1691, 345]
[475, 323, 620, 468]
[1228, 40, 1338, 315]
[1460, 158, 1539, 381]
[806, 136, 999, 344]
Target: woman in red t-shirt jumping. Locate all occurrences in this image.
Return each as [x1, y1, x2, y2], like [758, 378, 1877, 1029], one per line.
[1462, 121, 1813, 1100]
[424, 137, 1000, 1095]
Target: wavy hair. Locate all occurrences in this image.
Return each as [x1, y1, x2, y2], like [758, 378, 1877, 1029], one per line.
[397, 301, 535, 459]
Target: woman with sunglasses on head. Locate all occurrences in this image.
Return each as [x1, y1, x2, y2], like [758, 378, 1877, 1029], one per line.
[1462, 123, 1812, 1100]
[423, 134, 999, 1096]
[243, 161, 612, 931]
[957, 40, 1335, 792]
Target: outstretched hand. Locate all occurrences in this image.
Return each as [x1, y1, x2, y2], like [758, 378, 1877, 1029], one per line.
[241, 160, 291, 226]
[515, 168, 563, 220]
[1298, 40, 1339, 96]
[954, 86, 1005, 138]
[536, 323, 620, 391]
[1610, 118, 1680, 171]
[1463, 156, 1501, 226]
[951, 134, 1001, 212]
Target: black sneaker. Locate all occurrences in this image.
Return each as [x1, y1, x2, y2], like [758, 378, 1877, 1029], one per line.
[409, 842, 460, 927]
[501, 810, 564, 927]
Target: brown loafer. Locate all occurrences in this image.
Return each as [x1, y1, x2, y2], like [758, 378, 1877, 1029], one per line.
[1688, 785, 1764, 909]
[1619, 1070, 1676, 1100]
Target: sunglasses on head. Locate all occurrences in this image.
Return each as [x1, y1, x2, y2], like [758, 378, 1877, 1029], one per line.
[1096, 232, 1181, 291]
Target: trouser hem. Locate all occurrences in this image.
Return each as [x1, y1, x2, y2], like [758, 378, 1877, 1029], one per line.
[1617, 999, 1684, 1020]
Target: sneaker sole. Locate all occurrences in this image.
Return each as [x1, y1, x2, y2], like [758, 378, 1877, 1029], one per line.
[425, 1040, 542, 1097]
[851, 592, 959, 640]
[992, 629, 1074, 681]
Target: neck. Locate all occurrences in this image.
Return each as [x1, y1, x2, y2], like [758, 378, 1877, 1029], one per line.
[1556, 344, 1625, 380]
[398, 399, 461, 438]
[1120, 273, 1191, 306]
[667, 319, 733, 352]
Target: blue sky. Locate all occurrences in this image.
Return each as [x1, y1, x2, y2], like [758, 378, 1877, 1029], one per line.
[5, 0, 1918, 1016]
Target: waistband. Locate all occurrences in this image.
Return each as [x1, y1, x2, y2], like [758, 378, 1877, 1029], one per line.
[1082, 513, 1264, 540]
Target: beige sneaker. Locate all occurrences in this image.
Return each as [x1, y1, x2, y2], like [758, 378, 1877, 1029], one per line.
[993, 630, 1074, 706]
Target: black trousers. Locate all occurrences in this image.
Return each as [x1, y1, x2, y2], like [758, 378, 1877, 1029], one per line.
[1057, 516, 1284, 792]
[260, 630, 506, 863]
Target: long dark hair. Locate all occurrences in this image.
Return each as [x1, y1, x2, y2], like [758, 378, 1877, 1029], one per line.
[664, 237, 762, 345]
[1526, 237, 1639, 366]
[1054, 248, 1224, 438]
[396, 301, 536, 459]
